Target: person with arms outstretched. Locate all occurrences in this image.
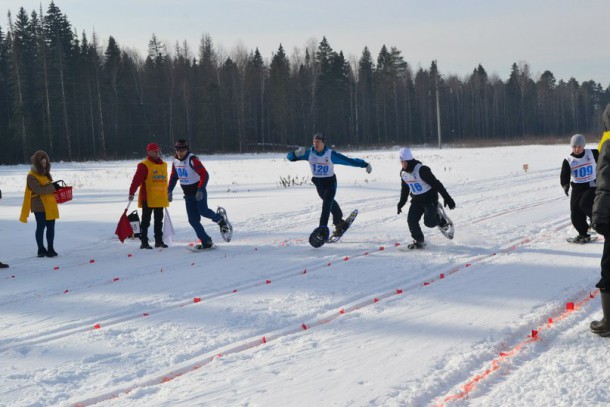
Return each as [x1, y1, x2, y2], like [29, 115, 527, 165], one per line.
[287, 132, 371, 247]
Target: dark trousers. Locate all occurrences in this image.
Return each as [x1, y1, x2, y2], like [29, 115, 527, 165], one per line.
[407, 201, 440, 242]
[140, 201, 164, 241]
[34, 211, 55, 250]
[570, 187, 595, 236]
[599, 237, 610, 293]
[312, 176, 343, 227]
[184, 192, 220, 243]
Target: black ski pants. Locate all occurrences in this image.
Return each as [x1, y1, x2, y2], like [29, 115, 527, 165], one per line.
[570, 187, 595, 236]
[140, 201, 164, 241]
[407, 200, 441, 242]
[312, 175, 343, 228]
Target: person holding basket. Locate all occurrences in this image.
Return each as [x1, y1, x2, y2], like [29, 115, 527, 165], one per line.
[19, 150, 61, 257]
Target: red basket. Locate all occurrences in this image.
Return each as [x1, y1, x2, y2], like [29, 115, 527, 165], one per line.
[54, 180, 73, 204]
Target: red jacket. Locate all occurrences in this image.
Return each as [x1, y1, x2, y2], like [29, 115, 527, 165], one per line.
[129, 156, 164, 201]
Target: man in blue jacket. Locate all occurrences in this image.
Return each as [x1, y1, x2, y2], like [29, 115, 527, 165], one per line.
[287, 132, 371, 247]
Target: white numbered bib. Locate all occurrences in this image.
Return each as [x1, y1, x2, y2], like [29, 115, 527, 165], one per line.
[308, 148, 335, 178]
[174, 153, 200, 185]
[401, 164, 432, 195]
[567, 149, 596, 184]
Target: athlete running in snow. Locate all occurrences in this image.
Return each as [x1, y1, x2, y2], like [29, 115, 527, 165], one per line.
[396, 147, 455, 249]
[560, 134, 598, 243]
[167, 139, 231, 250]
[287, 132, 371, 245]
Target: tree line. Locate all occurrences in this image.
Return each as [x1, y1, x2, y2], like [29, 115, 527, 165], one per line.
[1, 1, 609, 164]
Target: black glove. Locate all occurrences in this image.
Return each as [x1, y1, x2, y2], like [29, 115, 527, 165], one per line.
[397, 204, 403, 215]
[594, 223, 610, 236]
[562, 184, 569, 196]
[52, 181, 61, 190]
[444, 196, 456, 210]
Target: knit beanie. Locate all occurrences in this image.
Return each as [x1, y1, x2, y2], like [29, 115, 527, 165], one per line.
[570, 134, 586, 147]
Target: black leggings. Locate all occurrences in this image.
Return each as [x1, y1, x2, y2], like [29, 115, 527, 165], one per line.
[312, 176, 343, 227]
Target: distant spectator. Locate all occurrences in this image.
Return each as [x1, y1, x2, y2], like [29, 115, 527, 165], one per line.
[19, 151, 60, 257]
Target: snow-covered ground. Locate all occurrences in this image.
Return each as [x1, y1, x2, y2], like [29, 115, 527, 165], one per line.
[1, 144, 608, 407]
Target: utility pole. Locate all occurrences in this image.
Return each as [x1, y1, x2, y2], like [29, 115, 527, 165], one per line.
[435, 61, 442, 149]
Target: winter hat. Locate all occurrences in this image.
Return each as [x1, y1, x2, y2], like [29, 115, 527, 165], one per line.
[313, 132, 325, 142]
[174, 139, 189, 150]
[570, 134, 586, 147]
[603, 103, 610, 131]
[146, 142, 160, 152]
[399, 147, 414, 161]
[30, 150, 52, 178]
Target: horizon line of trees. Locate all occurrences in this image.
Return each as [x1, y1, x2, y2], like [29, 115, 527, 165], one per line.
[1, 1, 609, 165]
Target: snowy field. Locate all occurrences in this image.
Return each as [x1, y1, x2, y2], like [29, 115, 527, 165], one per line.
[1, 144, 609, 407]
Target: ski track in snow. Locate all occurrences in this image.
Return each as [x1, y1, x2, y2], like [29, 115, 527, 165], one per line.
[0, 145, 607, 406]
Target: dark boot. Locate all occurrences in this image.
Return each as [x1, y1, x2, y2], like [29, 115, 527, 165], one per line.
[591, 291, 610, 336]
[140, 227, 152, 249]
[47, 245, 58, 257]
[0, 261, 9, 268]
[37, 248, 48, 258]
[155, 237, 168, 248]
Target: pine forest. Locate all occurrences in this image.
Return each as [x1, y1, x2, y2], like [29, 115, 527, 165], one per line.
[1, 2, 609, 164]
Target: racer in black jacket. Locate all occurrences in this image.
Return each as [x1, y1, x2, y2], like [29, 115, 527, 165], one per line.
[397, 148, 455, 248]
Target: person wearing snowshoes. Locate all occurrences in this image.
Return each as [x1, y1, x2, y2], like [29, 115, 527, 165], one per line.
[287, 132, 372, 248]
[128, 143, 169, 249]
[591, 102, 610, 337]
[168, 139, 232, 250]
[396, 147, 455, 249]
[19, 150, 61, 258]
[561, 133, 598, 244]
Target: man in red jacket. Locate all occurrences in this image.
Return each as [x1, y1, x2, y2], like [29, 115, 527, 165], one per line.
[129, 143, 169, 249]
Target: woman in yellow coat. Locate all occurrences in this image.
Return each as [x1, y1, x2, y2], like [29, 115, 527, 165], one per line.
[20, 150, 60, 257]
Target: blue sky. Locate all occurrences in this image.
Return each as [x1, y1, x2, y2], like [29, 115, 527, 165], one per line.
[3, 0, 610, 85]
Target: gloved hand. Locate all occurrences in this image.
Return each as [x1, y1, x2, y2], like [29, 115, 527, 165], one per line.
[168, 191, 173, 202]
[128, 194, 134, 201]
[195, 190, 204, 201]
[562, 184, 569, 196]
[52, 181, 61, 190]
[444, 196, 456, 210]
[366, 163, 372, 174]
[397, 204, 403, 215]
[594, 223, 610, 236]
[295, 146, 306, 156]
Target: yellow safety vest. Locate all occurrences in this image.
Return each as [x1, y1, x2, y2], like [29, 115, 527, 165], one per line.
[139, 159, 169, 208]
[19, 171, 59, 223]
[598, 131, 610, 152]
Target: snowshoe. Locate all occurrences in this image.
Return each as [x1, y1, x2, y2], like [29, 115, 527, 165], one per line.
[406, 240, 426, 250]
[216, 207, 233, 242]
[437, 202, 454, 240]
[566, 234, 598, 244]
[187, 240, 216, 251]
[309, 226, 330, 248]
[327, 209, 359, 243]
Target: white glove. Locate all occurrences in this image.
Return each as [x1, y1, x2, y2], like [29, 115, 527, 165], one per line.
[295, 146, 306, 156]
[366, 163, 372, 174]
